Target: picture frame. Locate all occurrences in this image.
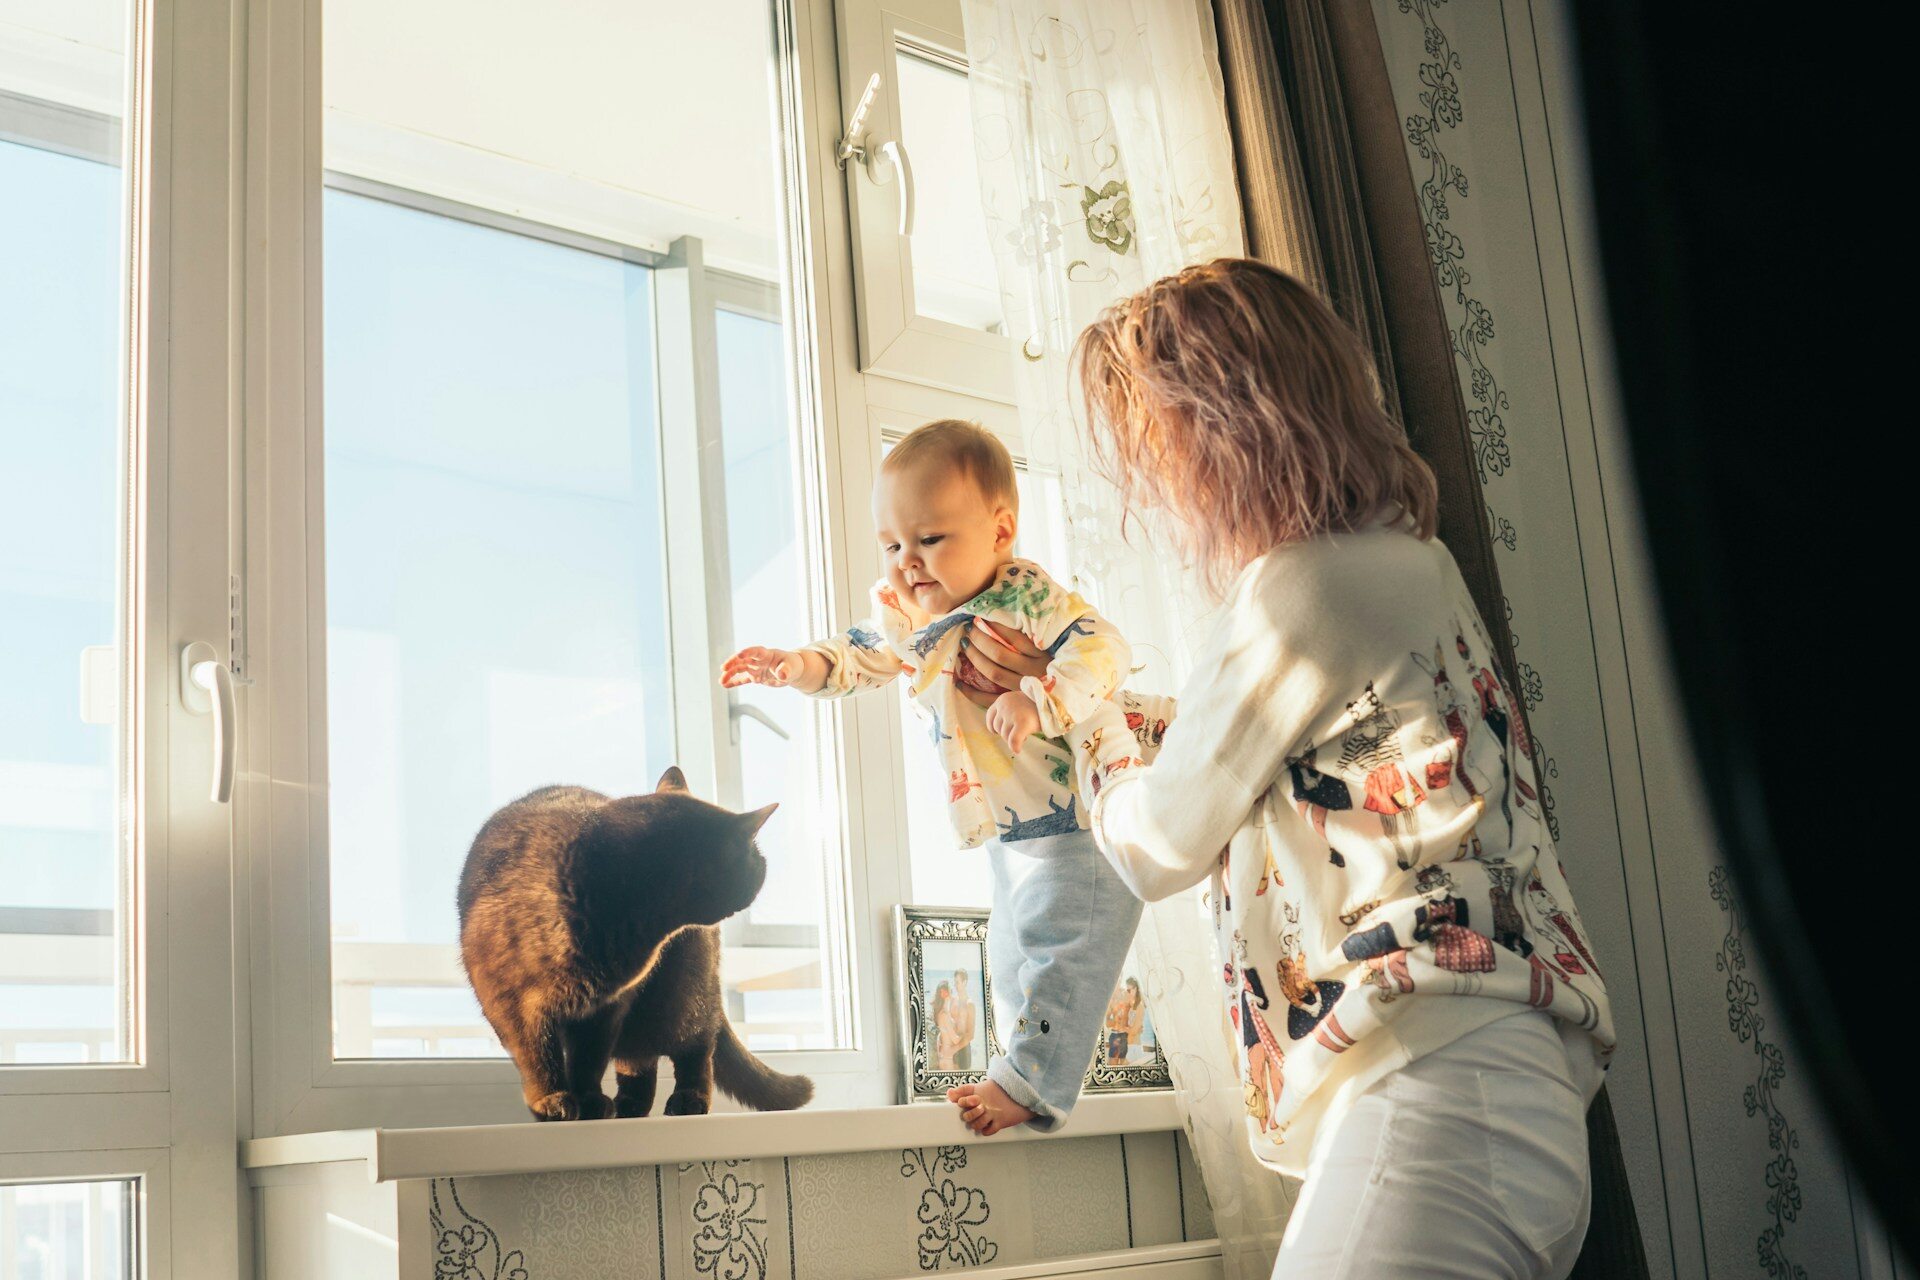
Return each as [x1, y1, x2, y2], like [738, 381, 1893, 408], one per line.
[893, 905, 1173, 1103]
[894, 905, 998, 1102]
[1082, 961, 1173, 1094]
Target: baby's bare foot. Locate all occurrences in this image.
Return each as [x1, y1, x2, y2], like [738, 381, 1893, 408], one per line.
[945, 1080, 1036, 1136]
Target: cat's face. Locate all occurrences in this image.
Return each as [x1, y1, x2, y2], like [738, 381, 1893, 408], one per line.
[652, 767, 776, 927]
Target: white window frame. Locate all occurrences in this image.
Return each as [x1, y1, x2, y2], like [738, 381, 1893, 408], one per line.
[0, 0, 244, 1273]
[226, 0, 1075, 1142]
[835, 0, 1016, 404]
[240, 0, 930, 1133]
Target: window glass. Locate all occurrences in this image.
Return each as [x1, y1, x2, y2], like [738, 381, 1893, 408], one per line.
[714, 303, 837, 1049]
[0, 3, 134, 1065]
[0, 1180, 133, 1280]
[324, 190, 672, 1057]
[893, 45, 1003, 333]
[320, 0, 839, 1056]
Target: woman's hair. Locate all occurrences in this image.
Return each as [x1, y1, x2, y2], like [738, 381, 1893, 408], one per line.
[931, 981, 951, 1022]
[1124, 977, 1143, 1009]
[1073, 258, 1438, 597]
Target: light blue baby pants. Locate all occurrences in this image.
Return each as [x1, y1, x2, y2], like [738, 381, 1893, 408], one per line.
[985, 828, 1144, 1131]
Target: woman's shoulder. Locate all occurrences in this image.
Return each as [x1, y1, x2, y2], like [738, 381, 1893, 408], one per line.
[1228, 524, 1465, 666]
[1239, 523, 1448, 607]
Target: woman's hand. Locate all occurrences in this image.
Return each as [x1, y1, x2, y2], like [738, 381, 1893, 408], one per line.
[959, 620, 1051, 707]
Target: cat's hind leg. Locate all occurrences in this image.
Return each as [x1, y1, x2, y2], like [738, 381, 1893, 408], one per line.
[663, 1041, 716, 1116]
[613, 1056, 658, 1118]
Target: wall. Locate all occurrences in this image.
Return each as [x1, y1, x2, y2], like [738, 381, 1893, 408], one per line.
[1368, 1, 1881, 1276]
[407, 1132, 1213, 1280]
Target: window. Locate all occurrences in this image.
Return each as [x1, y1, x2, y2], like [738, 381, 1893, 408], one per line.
[0, 1181, 133, 1280]
[0, 102, 130, 1066]
[3, 0, 241, 1268]
[713, 295, 843, 1050]
[301, 0, 852, 1076]
[3, 0, 1181, 1265]
[321, 188, 677, 1058]
[893, 44, 1002, 334]
[837, 0, 1014, 401]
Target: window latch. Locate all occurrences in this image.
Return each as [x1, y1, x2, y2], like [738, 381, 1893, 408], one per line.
[837, 72, 915, 237]
[836, 72, 883, 170]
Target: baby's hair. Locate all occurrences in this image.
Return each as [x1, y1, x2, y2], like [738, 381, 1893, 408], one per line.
[885, 419, 1020, 515]
[1073, 257, 1438, 597]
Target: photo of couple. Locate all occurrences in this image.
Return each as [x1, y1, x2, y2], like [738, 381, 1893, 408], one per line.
[923, 940, 984, 1071]
[1101, 976, 1157, 1067]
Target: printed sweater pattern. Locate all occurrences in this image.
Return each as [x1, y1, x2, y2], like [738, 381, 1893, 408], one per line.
[1084, 521, 1615, 1176]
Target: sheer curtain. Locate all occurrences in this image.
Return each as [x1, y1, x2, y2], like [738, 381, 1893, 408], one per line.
[959, 3, 1293, 1273]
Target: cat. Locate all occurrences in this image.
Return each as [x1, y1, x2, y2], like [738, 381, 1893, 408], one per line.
[457, 766, 814, 1121]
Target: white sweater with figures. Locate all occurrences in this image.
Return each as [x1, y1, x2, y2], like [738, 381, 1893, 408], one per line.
[1082, 520, 1614, 1176]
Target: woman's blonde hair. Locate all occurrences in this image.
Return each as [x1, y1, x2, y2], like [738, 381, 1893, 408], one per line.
[1073, 258, 1438, 597]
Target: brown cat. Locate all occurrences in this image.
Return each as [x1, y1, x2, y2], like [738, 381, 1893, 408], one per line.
[457, 767, 814, 1121]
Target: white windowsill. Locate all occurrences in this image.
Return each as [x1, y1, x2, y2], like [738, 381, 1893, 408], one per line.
[242, 1092, 1183, 1184]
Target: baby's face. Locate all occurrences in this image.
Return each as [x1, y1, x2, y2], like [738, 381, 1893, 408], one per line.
[874, 462, 1016, 616]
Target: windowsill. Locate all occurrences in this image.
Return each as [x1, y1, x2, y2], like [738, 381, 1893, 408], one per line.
[242, 1092, 1182, 1183]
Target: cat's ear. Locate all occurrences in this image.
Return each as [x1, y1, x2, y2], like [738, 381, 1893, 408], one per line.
[656, 766, 690, 794]
[740, 802, 779, 836]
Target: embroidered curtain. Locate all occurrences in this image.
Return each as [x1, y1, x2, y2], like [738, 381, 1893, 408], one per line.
[959, 3, 1293, 1275]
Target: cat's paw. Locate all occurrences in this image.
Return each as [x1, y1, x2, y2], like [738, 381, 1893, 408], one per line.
[529, 1091, 581, 1122]
[575, 1092, 615, 1121]
[663, 1089, 712, 1116]
[614, 1092, 653, 1119]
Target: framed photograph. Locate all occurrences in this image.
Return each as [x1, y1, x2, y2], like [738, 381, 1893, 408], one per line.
[894, 905, 997, 1102]
[1084, 963, 1173, 1094]
[895, 906, 1173, 1101]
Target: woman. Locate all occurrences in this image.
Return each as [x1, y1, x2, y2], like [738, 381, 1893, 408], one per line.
[960, 259, 1614, 1279]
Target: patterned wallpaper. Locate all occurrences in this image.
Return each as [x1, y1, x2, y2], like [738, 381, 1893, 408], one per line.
[420, 1130, 1212, 1280]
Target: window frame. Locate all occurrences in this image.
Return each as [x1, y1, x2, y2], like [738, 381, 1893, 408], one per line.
[835, 0, 1017, 404]
[242, 0, 926, 1132]
[230, 0, 1067, 1140]
[0, 0, 245, 1273]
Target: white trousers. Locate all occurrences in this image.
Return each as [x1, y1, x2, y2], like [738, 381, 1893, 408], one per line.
[1273, 1010, 1593, 1279]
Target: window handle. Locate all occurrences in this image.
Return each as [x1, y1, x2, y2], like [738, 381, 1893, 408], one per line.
[180, 641, 237, 804]
[875, 138, 915, 238]
[729, 698, 792, 744]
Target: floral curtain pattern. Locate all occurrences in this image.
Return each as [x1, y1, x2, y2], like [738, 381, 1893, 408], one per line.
[959, 3, 1294, 1275]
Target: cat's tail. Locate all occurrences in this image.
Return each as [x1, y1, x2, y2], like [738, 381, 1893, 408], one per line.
[713, 1023, 814, 1111]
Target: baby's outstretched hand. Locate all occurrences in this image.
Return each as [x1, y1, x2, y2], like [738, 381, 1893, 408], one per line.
[721, 646, 802, 689]
[986, 691, 1041, 754]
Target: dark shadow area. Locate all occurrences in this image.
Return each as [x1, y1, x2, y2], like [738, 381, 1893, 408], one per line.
[1569, 3, 1910, 1259]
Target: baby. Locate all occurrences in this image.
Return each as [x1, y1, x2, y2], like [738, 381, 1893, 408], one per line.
[721, 419, 1167, 1134]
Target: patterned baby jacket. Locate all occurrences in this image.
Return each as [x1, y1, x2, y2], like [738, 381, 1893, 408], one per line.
[800, 559, 1173, 847]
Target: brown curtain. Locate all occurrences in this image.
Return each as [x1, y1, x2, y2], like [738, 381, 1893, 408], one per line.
[1214, 3, 1650, 1277]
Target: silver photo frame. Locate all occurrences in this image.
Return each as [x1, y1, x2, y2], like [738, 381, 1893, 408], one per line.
[894, 905, 997, 1102]
[1082, 963, 1173, 1094]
